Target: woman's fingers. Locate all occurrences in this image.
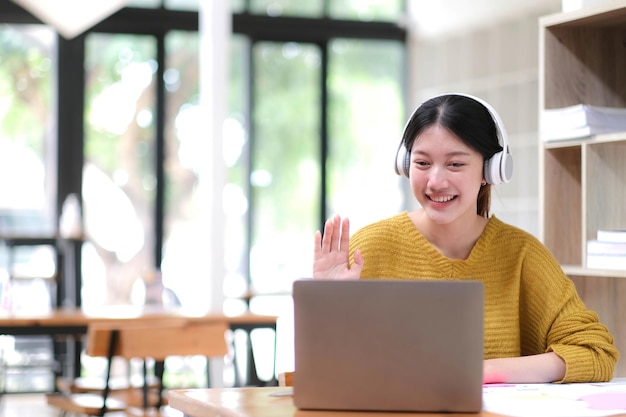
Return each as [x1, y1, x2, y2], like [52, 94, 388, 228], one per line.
[313, 230, 323, 257]
[317, 215, 349, 254]
[320, 217, 333, 253]
[340, 216, 350, 254]
[329, 214, 341, 252]
[313, 216, 361, 280]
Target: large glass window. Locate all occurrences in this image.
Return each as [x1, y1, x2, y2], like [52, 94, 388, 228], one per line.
[246, 41, 323, 377]
[83, 34, 157, 306]
[0, 23, 57, 393]
[224, 37, 405, 377]
[250, 41, 321, 301]
[0, 2, 407, 388]
[327, 39, 405, 231]
[162, 30, 208, 309]
[0, 25, 56, 236]
[0, 24, 57, 307]
[223, 34, 250, 313]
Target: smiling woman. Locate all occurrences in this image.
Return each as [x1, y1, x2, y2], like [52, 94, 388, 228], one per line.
[313, 94, 618, 385]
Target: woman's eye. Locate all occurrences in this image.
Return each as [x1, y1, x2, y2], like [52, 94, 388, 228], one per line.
[449, 162, 465, 168]
[414, 160, 429, 167]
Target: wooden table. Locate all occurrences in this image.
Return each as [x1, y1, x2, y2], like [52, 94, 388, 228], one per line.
[167, 387, 504, 417]
[168, 383, 626, 417]
[0, 306, 279, 387]
[0, 305, 278, 334]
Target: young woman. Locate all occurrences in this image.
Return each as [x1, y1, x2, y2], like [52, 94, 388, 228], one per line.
[313, 93, 618, 384]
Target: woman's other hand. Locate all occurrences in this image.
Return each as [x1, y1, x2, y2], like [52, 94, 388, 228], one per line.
[483, 352, 566, 384]
[313, 215, 363, 280]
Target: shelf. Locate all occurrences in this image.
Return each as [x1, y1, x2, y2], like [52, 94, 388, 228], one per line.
[540, 4, 626, 110]
[562, 265, 626, 278]
[543, 146, 582, 265]
[540, 1, 626, 270]
[540, 2, 626, 376]
[543, 131, 626, 149]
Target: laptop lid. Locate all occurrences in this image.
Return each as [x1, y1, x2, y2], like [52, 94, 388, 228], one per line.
[293, 279, 484, 413]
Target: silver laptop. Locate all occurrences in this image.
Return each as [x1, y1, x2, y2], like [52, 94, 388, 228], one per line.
[292, 279, 484, 413]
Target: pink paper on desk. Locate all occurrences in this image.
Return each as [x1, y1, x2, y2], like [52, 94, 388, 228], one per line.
[581, 392, 626, 410]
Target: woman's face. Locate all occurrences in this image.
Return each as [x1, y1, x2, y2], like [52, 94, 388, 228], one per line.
[408, 124, 484, 226]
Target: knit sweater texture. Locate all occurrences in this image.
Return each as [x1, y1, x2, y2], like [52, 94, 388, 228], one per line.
[348, 212, 618, 383]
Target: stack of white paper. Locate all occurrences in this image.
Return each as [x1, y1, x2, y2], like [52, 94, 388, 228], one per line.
[541, 104, 626, 141]
[587, 229, 626, 271]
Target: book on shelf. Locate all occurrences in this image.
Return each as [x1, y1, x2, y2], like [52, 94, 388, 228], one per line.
[586, 254, 626, 271]
[541, 125, 625, 142]
[541, 104, 626, 142]
[587, 239, 626, 256]
[596, 229, 626, 243]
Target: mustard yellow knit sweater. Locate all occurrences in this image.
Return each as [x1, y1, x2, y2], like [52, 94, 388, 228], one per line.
[348, 212, 618, 383]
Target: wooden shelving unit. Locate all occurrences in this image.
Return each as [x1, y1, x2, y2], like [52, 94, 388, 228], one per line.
[539, 1, 626, 376]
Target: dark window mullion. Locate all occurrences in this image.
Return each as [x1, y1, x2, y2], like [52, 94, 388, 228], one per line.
[57, 33, 86, 307]
[320, 41, 329, 231]
[232, 15, 405, 42]
[155, 32, 166, 269]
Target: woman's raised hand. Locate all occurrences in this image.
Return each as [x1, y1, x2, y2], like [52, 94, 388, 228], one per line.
[313, 215, 363, 280]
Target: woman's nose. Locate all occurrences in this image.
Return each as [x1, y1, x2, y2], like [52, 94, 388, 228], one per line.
[427, 166, 449, 188]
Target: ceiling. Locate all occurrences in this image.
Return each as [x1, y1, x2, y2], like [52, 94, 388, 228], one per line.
[11, 0, 131, 39]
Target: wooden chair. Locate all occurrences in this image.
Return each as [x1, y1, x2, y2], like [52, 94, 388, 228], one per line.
[46, 318, 228, 416]
[278, 371, 293, 387]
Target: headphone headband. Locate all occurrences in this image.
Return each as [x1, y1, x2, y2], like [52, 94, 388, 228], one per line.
[394, 93, 513, 185]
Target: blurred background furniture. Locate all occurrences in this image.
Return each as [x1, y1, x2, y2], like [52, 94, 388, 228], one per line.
[46, 319, 229, 416]
[0, 307, 279, 393]
[0, 234, 85, 394]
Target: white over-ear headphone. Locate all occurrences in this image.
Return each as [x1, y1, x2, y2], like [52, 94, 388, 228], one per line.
[394, 93, 513, 185]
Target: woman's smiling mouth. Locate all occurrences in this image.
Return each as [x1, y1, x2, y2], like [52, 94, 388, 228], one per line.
[428, 195, 456, 203]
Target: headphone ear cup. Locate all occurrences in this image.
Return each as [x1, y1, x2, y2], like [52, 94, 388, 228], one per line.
[501, 151, 513, 183]
[484, 151, 504, 185]
[403, 150, 410, 177]
[484, 150, 513, 185]
[394, 145, 410, 177]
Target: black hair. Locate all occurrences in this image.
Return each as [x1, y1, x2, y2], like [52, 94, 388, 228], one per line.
[401, 94, 503, 217]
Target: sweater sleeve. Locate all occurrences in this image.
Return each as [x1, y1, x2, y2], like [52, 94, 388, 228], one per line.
[549, 310, 618, 382]
[518, 238, 618, 383]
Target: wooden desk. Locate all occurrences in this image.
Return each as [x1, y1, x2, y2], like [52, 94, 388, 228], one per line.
[167, 387, 504, 417]
[0, 305, 277, 330]
[168, 383, 626, 417]
[0, 306, 279, 387]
